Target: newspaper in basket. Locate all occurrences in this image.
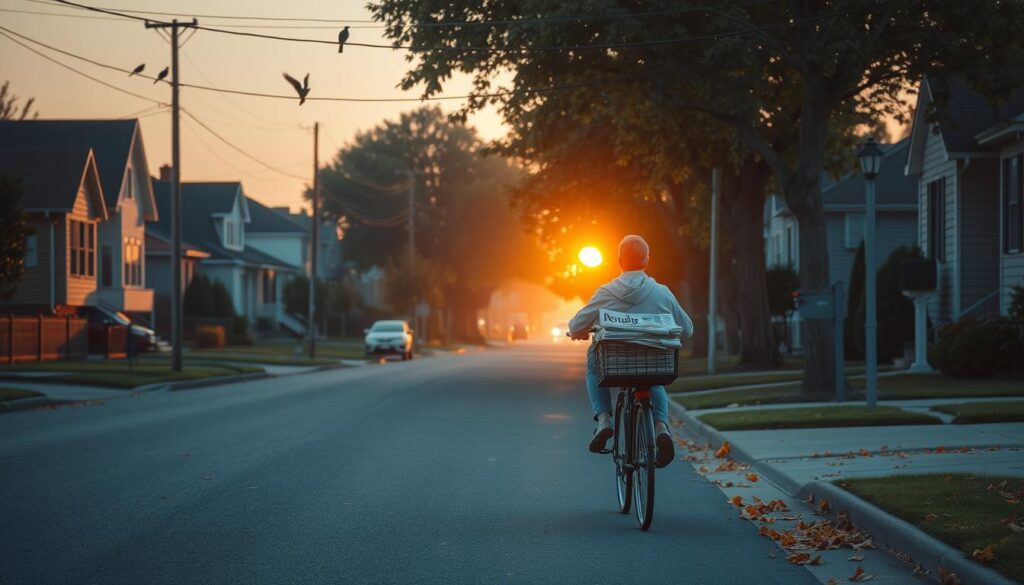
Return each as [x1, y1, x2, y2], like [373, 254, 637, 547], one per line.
[594, 310, 682, 387]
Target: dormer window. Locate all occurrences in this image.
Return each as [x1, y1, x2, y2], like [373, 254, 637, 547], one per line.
[224, 218, 243, 249]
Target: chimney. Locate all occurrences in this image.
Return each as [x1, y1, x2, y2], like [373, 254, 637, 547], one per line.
[159, 164, 172, 182]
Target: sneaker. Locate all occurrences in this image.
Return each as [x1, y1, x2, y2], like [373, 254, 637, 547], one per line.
[589, 419, 614, 453]
[655, 427, 674, 468]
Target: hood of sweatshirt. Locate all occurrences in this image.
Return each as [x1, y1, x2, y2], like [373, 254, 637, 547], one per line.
[602, 270, 656, 306]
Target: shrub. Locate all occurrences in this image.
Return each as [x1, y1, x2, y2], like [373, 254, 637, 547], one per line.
[928, 317, 1022, 377]
[230, 334, 254, 347]
[848, 245, 922, 363]
[211, 280, 234, 317]
[231, 315, 249, 336]
[195, 325, 226, 349]
[184, 274, 213, 318]
[1009, 284, 1024, 329]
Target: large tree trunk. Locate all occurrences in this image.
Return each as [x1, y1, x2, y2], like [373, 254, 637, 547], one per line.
[723, 159, 783, 369]
[785, 69, 836, 395]
[719, 247, 741, 355]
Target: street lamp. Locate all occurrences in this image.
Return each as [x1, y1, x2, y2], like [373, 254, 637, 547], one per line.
[857, 137, 884, 408]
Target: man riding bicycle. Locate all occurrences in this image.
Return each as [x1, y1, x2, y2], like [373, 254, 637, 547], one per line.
[568, 235, 694, 468]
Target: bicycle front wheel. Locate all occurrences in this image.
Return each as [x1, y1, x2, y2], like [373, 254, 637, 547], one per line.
[613, 396, 632, 514]
[633, 403, 656, 530]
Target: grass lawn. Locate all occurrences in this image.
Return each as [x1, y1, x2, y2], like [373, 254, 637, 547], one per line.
[185, 351, 338, 367]
[932, 401, 1024, 424]
[673, 374, 1024, 410]
[837, 474, 1024, 583]
[697, 405, 941, 431]
[0, 360, 262, 388]
[0, 387, 44, 402]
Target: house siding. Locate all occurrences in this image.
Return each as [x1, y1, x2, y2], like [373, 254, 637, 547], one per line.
[65, 186, 98, 307]
[958, 159, 1000, 316]
[827, 210, 918, 289]
[1000, 141, 1024, 313]
[6, 216, 55, 305]
[918, 124, 958, 324]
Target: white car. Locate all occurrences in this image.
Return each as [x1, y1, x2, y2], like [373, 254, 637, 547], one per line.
[364, 320, 414, 360]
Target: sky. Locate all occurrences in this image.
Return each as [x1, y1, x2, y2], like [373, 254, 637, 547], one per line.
[0, 0, 508, 210]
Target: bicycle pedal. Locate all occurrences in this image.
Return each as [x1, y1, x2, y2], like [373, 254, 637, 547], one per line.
[598, 449, 612, 454]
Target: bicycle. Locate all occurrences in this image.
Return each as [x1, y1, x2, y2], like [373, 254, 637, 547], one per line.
[573, 333, 678, 531]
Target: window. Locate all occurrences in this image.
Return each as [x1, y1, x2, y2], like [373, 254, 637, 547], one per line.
[261, 270, 276, 303]
[224, 219, 242, 249]
[123, 238, 142, 286]
[25, 235, 37, 267]
[773, 234, 783, 266]
[1004, 154, 1023, 253]
[785, 225, 794, 265]
[69, 220, 95, 278]
[124, 167, 134, 200]
[100, 246, 112, 287]
[844, 213, 864, 249]
[927, 178, 946, 262]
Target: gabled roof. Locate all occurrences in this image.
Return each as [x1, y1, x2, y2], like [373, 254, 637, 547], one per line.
[0, 119, 157, 220]
[0, 147, 108, 219]
[247, 196, 307, 234]
[906, 77, 1024, 174]
[149, 180, 297, 271]
[823, 139, 916, 208]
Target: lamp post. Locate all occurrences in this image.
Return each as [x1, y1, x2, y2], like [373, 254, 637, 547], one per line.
[857, 137, 883, 408]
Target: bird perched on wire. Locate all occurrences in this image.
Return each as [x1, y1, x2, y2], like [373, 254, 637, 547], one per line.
[283, 73, 310, 105]
[154, 66, 169, 84]
[129, 63, 145, 77]
[338, 26, 349, 53]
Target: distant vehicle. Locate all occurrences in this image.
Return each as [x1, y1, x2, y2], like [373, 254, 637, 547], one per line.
[507, 323, 529, 342]
[550, 321, 569, 342]
[364, 320, 414, 360]
[76, 305, 158, 352]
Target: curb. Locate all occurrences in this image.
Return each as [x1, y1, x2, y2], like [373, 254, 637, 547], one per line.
[146, 371, 272, 393]
[667, 399, 1018, 585]
[0, 396, 58, 413]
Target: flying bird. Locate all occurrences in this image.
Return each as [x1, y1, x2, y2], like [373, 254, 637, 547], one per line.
[283, 72, 310, 105]
[154, 66, 169, 84]
[129, 63, 145, 77]
[338, 26, 350, 53]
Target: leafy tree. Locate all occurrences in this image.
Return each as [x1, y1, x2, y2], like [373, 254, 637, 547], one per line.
[0, 174, 32, 299]
[0, 81, 37, 121]
[210, 280, 234, 317]
[370, 0, 1024, 392]
[183, 274, 213, 317]
[283, 275, 327, 319]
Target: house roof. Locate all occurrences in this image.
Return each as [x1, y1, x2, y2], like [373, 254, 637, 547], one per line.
[145, 230, 211, 259]
[822, 139, 917, 208]
[247, 196, 307, 234]
[0, 119, 156, 218]
[0, 147, 108, 218]
[150, 180, 298, 271]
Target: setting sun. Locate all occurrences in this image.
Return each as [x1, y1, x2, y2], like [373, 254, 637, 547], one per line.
[578, 246, 603, 268]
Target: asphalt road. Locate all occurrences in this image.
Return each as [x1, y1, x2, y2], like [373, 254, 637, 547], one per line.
[0, 344, 821, 585]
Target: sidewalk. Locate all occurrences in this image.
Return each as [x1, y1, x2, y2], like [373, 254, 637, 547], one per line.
[670, 399, 1024, 585]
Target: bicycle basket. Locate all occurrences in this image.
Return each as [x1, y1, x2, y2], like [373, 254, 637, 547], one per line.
[595, 340, 679, 387]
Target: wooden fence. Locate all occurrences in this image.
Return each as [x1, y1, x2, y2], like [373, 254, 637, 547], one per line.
[0, 315, 91, 364]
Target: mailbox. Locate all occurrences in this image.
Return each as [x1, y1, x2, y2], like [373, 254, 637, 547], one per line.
[900, 258, 937, 293]
[795, 283, 846, 321]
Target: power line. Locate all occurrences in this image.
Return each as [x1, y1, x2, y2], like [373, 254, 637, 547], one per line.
[0, 28, 167, 106]
[0, 24, 678, 103]
[49, 0, 896, 54]
[181, 109, 307, 180]
[1, 6, 385, 28]
[29, 0, 779, 27]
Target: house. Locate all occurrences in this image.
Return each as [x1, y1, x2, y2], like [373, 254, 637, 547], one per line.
[0, 147, 107, 311]
[144, 230, 210, 338]
[268, 206, 344, 281]
[148, 174, 302, 333]
[0, 120, 158, 322]
[765, 139, 919, 349]
[904, 77, 1024, 325]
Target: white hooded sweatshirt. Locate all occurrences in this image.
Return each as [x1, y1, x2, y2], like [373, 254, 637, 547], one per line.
[568, 270, 694, 339]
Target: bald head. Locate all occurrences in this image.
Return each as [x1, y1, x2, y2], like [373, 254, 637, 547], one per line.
[618, 235, 650, 271]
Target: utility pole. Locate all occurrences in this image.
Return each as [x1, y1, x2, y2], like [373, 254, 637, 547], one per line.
[146, 18, 197, 372]
[404, 169, 416, 335]
[308, 123, 319, 359]
[707, 168, 720, 374]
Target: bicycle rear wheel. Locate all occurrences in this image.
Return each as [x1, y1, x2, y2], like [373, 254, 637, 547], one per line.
[613, 396, 632, 514]
[633, 403, 656, 530]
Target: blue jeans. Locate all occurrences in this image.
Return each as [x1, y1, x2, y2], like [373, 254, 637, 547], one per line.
[586, 346, 670, 425]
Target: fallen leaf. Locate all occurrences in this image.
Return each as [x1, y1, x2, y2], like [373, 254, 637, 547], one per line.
[767, 549, 777, 559]
[848, 566, 876, 581]
[849, 567, 864, 581]
[938, 567, 962, 585]
[1009, 523, 1024, 533]
[729, 495, 744, 507]
[746, 473, 760, 483]
[972, 544, 996, 564]
[715, 441, 732, 459]
[858, 448, 871, 457]
[817, 499, 831, 515]
[828, 579, 840, 585]
[809, 555, 823, 565]
[847, 555, 864, 562]
[786, 553, 811, 564]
